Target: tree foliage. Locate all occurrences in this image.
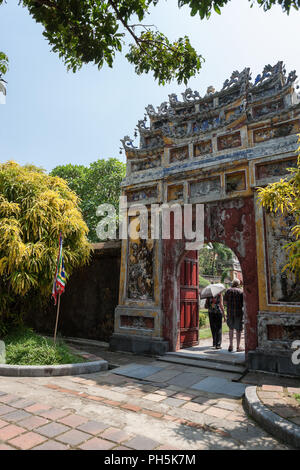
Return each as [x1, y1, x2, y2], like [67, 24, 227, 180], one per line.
[198, 242, 235, 280]
[257, 138, 300, 276]
[178, 0, 300, 18]
[0, 161, 90, 323]
[0, 51, 8, 77]
[50, 158, 126, 243]
[0, 0, 299, 83]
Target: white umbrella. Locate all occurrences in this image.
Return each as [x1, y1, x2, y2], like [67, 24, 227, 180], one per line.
[200, 283, 225, 299]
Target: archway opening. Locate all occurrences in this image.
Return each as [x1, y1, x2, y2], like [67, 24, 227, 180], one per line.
[162, 197, 259, 355]
[177, 242, 246, 364]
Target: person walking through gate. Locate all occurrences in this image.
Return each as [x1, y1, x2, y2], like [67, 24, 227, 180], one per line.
[205, 294, 225, 349]
[224, 279, 244, 352]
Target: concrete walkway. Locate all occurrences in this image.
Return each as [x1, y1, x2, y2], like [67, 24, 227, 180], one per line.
[0, 350, 291, 450]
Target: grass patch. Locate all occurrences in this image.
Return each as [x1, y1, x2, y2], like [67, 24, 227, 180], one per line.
[199, 309, 208, 316]
[3, 327, 85, 366]
[294, 394, 300, 405]
[199, 324, 229, 340]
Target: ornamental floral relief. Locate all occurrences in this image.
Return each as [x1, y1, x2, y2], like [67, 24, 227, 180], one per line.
[170, 146, 189, 163]
[217, 132, 242, 151]
[190, 177, 221, 198]
[225, 172, 246, 193]
[127, 239, 154, 300]
[194, 140, 212, 157]
[131, 155, 162, 172]
[265, 211, 300, 303]
[127, 186, 157, 202]
[120, 315, 154, 330]
[256, 158, 297, 180]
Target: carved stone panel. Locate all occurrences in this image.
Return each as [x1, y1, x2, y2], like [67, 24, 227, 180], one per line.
[143, 135, 164, 149]
[217, 132, 241, 151]
[264, 211, 300, 303]
[225, 171, 246, 193]
[127, 186, 157, 203]
[170, 146, 189, 163]
[258, 312, 300, 351]
[131, 154, 162, 172]
[256, 158, 297, 181]
[253, 99, 284, 118]
[253, 128, 273, 144]
[190, 177, 221, 199]
[267, 324, 300, 341]
[167, 184, 184, 201]
[120, 315, 154, 330]
[253, 120, 300, 144]
[194, 140, 212, 157]
[127, 238, 154, 300]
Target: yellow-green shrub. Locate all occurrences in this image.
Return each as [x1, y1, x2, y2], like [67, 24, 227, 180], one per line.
[0, 161, 91, 324]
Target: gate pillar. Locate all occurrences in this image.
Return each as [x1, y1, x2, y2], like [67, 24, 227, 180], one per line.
[110, 212, 168, 355]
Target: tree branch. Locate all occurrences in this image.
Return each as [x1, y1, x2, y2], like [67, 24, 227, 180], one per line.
[128, 24, 157, 29]
[108, 0, 141, 44]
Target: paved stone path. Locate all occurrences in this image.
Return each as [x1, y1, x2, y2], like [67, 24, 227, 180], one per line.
[257, 385, 300, 425]
[0, 389, 163, 450]
[112, 363, 246, 396]
[0, 354, 291, 450]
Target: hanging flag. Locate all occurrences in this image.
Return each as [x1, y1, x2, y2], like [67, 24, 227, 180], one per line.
[52, 233, 66, 305]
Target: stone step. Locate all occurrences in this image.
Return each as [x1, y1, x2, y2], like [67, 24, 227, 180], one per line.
[164, 350, 246, 366]
[157, 354, 246, 376]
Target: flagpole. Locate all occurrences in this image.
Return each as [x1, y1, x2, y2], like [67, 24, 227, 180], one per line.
[54, 293, 61, 345]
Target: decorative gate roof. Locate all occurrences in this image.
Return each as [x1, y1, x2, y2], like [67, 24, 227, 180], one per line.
[120, 62, 299, 189]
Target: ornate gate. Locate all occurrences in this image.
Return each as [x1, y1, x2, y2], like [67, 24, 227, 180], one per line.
[179, 251, 199, 348]
[112, 62, 300, 376]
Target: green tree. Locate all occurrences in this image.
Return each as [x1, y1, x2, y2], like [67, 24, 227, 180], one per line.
[213, 243, 235, 280]
[51, 158, 126, 243]
[0, 51, 8, 97]
[257, 138, 300, 276]
[0, 51, 8, 77]
[0, 161, 91, 327]
[0, 1, 299, 84]
[199, 242, 234, 279]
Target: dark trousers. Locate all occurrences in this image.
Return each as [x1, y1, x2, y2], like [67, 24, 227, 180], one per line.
[208, 311, 222, 347]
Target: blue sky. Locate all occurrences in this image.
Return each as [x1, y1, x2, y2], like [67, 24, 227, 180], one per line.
[0, 0, 299, 171]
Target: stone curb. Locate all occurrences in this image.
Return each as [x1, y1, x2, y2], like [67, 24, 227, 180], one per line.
[245, 385, 300, 449]
[0, 360, 108, 377]
[48, 335, 110, 349]
[66, 338, 109, 348]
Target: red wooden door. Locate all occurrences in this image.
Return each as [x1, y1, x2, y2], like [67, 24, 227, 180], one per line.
[179, 251, 199, 348]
